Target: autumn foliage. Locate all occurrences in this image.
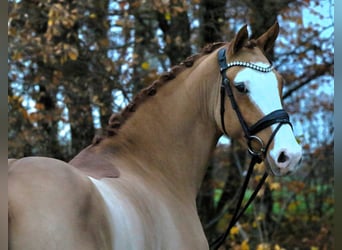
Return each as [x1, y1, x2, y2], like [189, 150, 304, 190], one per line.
[8, 0, 333, 249]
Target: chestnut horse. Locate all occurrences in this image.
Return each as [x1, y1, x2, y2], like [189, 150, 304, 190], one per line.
[8, 23, 302, 250]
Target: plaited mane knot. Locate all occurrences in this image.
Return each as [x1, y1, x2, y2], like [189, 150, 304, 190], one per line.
[183, 56, 196, 67]
[202, 42, 225, 53]
[145, 86, 157, 96]
[202, 44, 215, 54]
[170, 65, 183, 75]
[107, 114, 122, 136]
[127, 103, 136, 112]
[159, 71, 175, 81]
[92, 134, 104, 145]
[98, 41, 228, 141]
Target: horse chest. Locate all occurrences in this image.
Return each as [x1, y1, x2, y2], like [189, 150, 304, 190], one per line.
[90, 177, 208, 250]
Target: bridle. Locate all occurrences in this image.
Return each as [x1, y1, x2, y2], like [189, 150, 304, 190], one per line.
[218, 48, 292, 162]
[210, 48, 292, 250]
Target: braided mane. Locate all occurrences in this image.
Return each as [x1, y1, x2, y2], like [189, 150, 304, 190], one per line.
[92, 42, 226, 145]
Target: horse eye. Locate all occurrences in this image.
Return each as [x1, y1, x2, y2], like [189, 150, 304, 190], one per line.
[235, 82, 248, 93]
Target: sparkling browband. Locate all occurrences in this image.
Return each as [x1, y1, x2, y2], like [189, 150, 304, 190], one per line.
[226, 61, 273, 72]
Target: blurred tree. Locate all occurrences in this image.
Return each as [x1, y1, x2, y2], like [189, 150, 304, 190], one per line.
[129, 0, 159, 94]
[87, 0, 114, 130]
[156, 0, 192, 65]
[199, 0, 226, 46]
[8, 0, 63, 158]
[8, 84, 34, 158]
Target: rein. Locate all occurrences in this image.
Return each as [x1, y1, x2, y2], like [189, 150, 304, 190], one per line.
[209, 48, 292, 250]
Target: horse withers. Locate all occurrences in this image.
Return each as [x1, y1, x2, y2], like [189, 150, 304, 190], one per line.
[8, 22, 302, 250]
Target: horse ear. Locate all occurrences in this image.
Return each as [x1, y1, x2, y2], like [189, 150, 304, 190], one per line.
[230, 24, 249, 55]
[256, 22, 279, 52]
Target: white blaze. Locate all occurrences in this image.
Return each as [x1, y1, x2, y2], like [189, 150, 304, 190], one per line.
[234, 63, 302, 175]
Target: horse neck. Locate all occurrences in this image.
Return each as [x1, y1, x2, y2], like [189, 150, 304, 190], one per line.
[104, 52, 222, 198]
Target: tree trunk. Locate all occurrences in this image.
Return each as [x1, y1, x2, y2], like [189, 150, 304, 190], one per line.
[199, 0, 227, 46]
[89, 0, 113, 130]
[247, 0, 295, 60]
[130, 1, 157, 95]
[65, 78, 95, 157]
[36, 84, 63, 160]
[157, 0, 191, 65]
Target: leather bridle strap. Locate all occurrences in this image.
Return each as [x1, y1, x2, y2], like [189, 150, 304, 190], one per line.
[249, 109, 293, 135]
[217, 48, 292, 162]
[210, 48, 292, 250]
[210, 158, 267, 250]
[210, 123, 283, 250]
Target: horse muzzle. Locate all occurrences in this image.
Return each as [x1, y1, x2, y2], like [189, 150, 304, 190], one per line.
[266, 129, 303, 176]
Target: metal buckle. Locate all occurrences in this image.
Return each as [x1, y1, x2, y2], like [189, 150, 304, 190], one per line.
[247, 135, 265, 156]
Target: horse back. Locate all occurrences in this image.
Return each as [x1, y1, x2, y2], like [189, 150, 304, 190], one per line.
[8, 157, 112, 250]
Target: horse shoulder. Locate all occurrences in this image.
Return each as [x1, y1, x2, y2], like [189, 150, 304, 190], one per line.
[69, 146, 120, 179]
[8, 156, 112, 250]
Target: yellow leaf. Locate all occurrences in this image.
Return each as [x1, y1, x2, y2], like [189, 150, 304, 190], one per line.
[63, 43, 70, 50]
[99, 38, 109, 47]
[51, 26, 61, 36]
[310, 247, 319, 250]
[90, 13, 97, 19]
[11, 95, 24, 104]
[35, 103, 45, 110]
[68, 48, 78, 61]
[92, 95, 99, 104]
[274, 244, 281, 250]
[230, 226, 239, 235]
[141, 62, 150, 70]
[241, 240, 250, 250]
[68, 50, 78, 61]
[270, 182, 281, 191]
[8, 27, 17, 36]
[256, 243, 271, 250]
[256, 213, 265, 221]
[12, 52, 23, 61]
[164, 12, 171, 21]
[48, 19, 54, 27]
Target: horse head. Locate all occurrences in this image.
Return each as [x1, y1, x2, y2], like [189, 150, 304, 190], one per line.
[216, 23, 302, 176]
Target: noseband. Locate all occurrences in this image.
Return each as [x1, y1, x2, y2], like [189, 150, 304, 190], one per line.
[210, 48, 292, 250]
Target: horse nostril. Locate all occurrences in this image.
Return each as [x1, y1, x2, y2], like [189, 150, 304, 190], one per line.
[277, 151, 289, 163]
